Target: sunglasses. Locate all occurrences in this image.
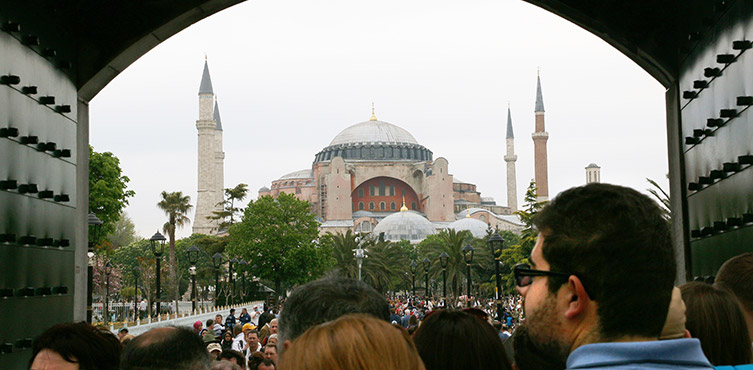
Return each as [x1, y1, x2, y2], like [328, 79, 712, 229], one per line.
[513, 263, 573, 287]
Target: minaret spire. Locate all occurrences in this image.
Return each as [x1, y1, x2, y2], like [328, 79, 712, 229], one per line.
[504, 104, 518, 211]
[213, 96, 223, 131]
[370, 102, 377, 121]
[199, 59, 214, 95]
[532, 70, 550, 201]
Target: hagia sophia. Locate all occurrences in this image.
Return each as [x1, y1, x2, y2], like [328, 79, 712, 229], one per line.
[192, 60, 573, 242]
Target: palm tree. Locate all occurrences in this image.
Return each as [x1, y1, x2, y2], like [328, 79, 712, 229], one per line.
[421, 229, 492, 302]
[157, 191, 192, 310]
[327, 230, 358, 278]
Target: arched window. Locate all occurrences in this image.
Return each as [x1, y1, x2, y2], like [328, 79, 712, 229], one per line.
[411, 202, 417, 210]
[370, 185, 375, 196]
[390, 202, 396, 210]
[390, 185, 395, 196]
[369, 202, 375, 210]
[380, 202, 386, 210]
[358, 188, 364, 198]
[359, 202, 364, 210]
[379, 181, 385, 196]
[480, 214, 486, 222]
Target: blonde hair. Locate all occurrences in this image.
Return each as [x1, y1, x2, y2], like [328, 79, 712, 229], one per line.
[279, 314, 425, 370]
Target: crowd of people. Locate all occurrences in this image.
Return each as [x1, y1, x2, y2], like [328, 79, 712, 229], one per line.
[27, 184, 753, 369]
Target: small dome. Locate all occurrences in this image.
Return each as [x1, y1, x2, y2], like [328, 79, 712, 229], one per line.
[278, 169, 313, 180]
[259, 186, 270, 192]
[373, 210, 437, 243]
[329, 120, 418, 146]
[447, 217, 489, 238]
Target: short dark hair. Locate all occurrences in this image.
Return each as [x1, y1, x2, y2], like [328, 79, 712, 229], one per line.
[219, 349, 246, 368]
[278, 276, 390, 345]
[413, 310, 511, 370]
[714, 252, 753, 312]
[230, 308, 235, 313]
[207, 319, 214, 327]
[681, 282, 752, 365]
[119, 327, 129, 334]
[254, 359, 276, 370]
[28, 322, 121, 370]
[121, 326, 210, 370]
[533, 183, 675, 339]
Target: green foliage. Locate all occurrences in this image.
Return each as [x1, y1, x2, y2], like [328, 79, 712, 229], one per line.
[89, 146, 135, 245]
[226, 193, 329, 297]
[106, 212, 138, 248]
[210, 183, 249, 230]
[157, 191, 193, 304]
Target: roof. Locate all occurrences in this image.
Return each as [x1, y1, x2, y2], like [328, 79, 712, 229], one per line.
[457, 208, 525, 226]
[586, 163, 600, 168]
[329, 120, 418, 146]
[199, 60, 213, 95]
[213, 99, 223, 131]
[320, 220, 354, 228]
[506, 107, 514, 139]
[535, 74, 545, 112]
[278, 169, 313, 180]
[447, 217, 490, 238]
[373, 210, 437, 243]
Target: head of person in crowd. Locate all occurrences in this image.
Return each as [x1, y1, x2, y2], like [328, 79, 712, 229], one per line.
[118, 327, 129, 340]
[518, 183, 676, 362]
[194, 320, 204, 334]
[219, 349, 246, 368]
[257, 358, 276, 370]
[208, 343, 223, 360]
[120, 334, 136, 346]
[714, 252, 753, 340]
[211, 360, 242, 370]
[28, 322, 121, 370]
[278, 314, 424, 370]
[412, 310, 511, 370]
[278, 275, 390, 352]
[510, 324, 565, 370]
[222, 330, 234, 348]
[247, 329, 260, 351]
[267, 334, 278, 348]
[680, 282, 752, 365]
[269, 318, 278, 334]
[248, 351, 265, 370]
[121, 326, 211, 370]
[660, 286, 690, 340]
[264, 343, 279, 364]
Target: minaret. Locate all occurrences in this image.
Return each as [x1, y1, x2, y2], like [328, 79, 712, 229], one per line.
[193, 58, 219, 235]
[213, 97, 225, 223]
[532, 70, 549, 201]
[504, 104, 518, 211]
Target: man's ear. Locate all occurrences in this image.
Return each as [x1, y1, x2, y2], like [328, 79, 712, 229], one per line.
[564, 275, 590, 319]
[283, 339, 291, 350]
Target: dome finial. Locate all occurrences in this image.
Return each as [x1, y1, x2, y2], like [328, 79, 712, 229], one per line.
[400, 196, 408, 212]
[370, 103, 377, 121]
[537, 66, 540, 76]
[466, 207, 471, 218]
[205, 53, 207, 61]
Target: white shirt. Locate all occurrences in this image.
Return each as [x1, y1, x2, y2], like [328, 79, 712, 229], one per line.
[232, 333, 246, 352]
[245, 342, 262, 365]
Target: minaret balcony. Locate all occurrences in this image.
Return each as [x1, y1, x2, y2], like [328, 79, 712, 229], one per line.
[504, 154, 518, 162]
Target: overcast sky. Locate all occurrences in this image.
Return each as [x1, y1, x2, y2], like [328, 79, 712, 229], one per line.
[89, 0, 668, 240]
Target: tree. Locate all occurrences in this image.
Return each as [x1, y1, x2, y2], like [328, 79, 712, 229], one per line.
[106, 212, 138, 248]
[227, 193, 329, 298]
[210, 183, 249, 230]
[89, 146, 135, 245]
[498, 180, 547, 292]
[157, 191, 192, 310]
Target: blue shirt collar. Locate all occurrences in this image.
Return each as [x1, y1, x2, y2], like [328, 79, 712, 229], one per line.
[567, 338, 714, 369]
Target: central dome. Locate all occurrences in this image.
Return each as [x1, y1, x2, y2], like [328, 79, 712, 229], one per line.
[372, 209, 437, 243]
[329, 120, 418, 146]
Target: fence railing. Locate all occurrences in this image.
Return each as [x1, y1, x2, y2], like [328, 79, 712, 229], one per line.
[94, 301, 243, 330]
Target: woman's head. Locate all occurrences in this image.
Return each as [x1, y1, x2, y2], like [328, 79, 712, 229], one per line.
[279, 314, 424, 370]
[412, 310, 512, 370]
[223, 331, 233, 341]
[680, 282, 752, 365]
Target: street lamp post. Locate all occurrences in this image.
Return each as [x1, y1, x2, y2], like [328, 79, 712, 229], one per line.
[422, 257, 431, 298]
[212, 253, 223, 307]
[133, 266, 140, 322]
[409, 261, 417, 297]
[87, 213, 103, 323]
[239, 259, 248, 302]
[462, 243, 474, 308]
[439, 252, 449, 304]
[354, 235, 368, 281]
[488, 232, 505, 321]
[187, 245, 200, 314]
[104, 262, 112, 326]
[229, 257, 238, 305]
[149, 231, 166, 317]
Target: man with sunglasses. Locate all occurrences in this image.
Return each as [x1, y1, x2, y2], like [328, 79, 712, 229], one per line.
[515, 183, 713, 369]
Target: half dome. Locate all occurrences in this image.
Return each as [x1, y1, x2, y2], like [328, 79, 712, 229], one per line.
[329, 120, 418, 146]
[373, 210, 437, 243]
